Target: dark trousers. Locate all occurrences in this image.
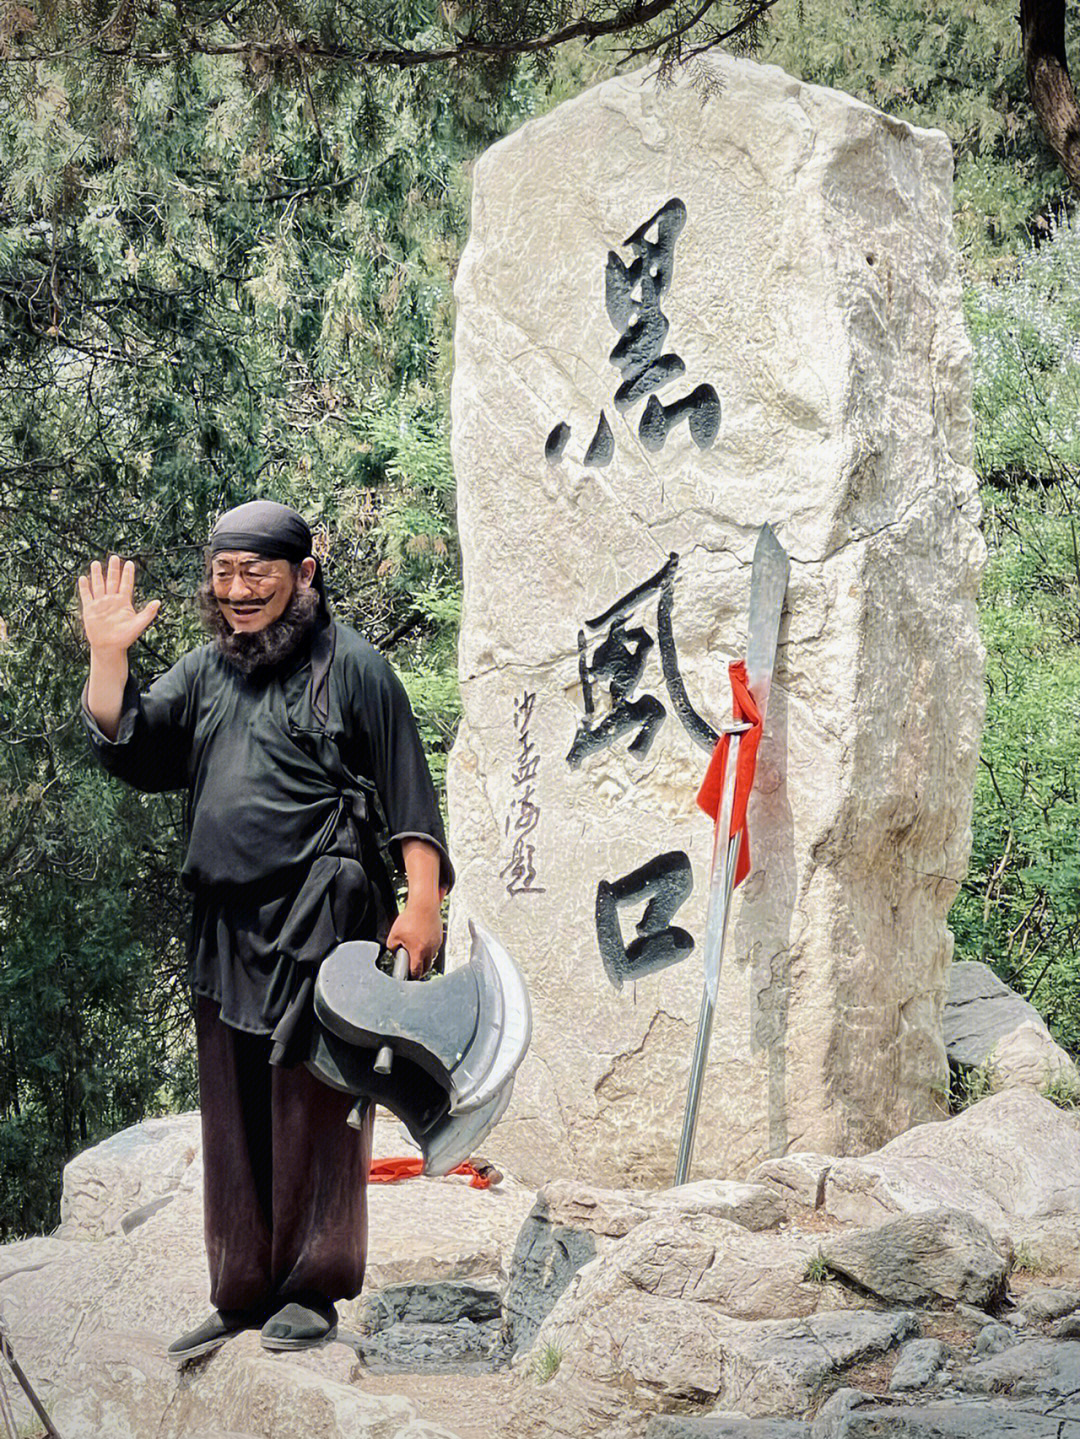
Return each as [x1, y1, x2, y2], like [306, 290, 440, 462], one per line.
[196, 996, 373, 1312]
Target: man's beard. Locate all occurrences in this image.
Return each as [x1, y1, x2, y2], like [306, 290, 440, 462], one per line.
[197, 583, 321, 676]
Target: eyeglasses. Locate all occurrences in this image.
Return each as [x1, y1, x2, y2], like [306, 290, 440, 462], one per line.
[210, 561, 285, 588]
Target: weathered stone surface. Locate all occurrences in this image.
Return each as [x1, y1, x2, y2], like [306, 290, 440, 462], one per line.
[646, 1419, 809, 1438]
[564, 1209, 844, 1322]
[448, 52, 982, 1188]
[507, 1220, 918, 1439]
[48, 1328, 455, 1439]
[1006, 1284, 1080, 1326]
[749, 1154, 834, 1210]
[973, 1322, 1013, 1355]
[503, 1180, 788, 1355]
[521, 1180, 654, 1237]
[819, 1209, 1007, 1308]
[357, 1318, 501, 1375]
[945, 961, 1079, 1091]
[822, 1397, 1080, 1437]
[665, 1181, 788, 1231]
[958, 1337, 1080, 1397]
[57, 1111, 202, 1239]
[362, 1281, 502, 1329]
[810, 1388, 873, 1438]
[357, 1280, 504, 1375]
[823, 1088, 1080, 1264]
[502, 1205, 604, 1355]
[888, 1338, 947, 1392]
[715, 1311, 919, 1416]
[0, 1114, 529, 1437]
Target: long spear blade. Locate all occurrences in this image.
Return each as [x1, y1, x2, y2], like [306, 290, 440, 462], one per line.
[674, 525, 789, 1186]
[745, 523, 789, 719]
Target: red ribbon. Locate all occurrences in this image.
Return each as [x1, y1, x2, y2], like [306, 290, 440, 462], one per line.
[696, 660, 762, 888]
[368, 1156, 491, 1189]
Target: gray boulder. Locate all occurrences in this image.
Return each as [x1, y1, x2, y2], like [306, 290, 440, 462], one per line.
[1005, 1284, 1080, 1326]
[646, 1419, 809, 1437]
[958, 1337, 1080, 1397]
[822, 1397, 1080, 1437]
[945, 961, 1078, 1091]
[973, 1322, 1013, 1355]
[819, 1209, 1007, 1308]
[888, 1338, 947, 1391]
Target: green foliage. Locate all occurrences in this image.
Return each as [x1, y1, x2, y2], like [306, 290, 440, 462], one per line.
[1012, 1241, 1043, 1275]
[763, 0, 1069, 270]
[534, 1341, 564, 1383]
[0, 0, 780, 88]
[0, 47, 524, 1236]
[948, 1061, 997, 1113]
[1040, 1072, 1080, 1110]
[948, 222, 1080, 1053]
[803, 1250, 829, 1285]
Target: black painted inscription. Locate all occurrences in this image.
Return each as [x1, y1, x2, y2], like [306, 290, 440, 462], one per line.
[545, 421, 570, 462]
[583, 410, 614, 467]
[500, 690, 545, 896]
[547, 198, 721, 464]
[595, 850, 695, 987]
[567, 553, 718, 768]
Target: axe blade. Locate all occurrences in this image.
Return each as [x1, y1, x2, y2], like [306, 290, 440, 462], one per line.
[311, 919, 533, 1163]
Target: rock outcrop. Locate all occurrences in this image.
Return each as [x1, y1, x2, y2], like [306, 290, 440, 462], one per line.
[503, 1090, 1080, 1439]
[5, 1079, 1080, 1437]
[448, 49, 984, 1189]
[0, 1113, 533, 1439]
[820, 1087, 1080, 1265]
[944, 959, 1078, 1092]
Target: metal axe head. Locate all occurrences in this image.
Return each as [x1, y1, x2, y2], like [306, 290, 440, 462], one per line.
[307, 920, 531, 1175]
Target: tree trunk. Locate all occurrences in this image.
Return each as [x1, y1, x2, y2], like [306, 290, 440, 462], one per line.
[1021, 0, 1080, 195]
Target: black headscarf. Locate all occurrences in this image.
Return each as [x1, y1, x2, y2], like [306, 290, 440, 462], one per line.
[209, 500, 329, 617]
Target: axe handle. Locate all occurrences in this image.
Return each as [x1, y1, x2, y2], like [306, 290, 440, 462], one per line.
[373, 946, 411, 1074]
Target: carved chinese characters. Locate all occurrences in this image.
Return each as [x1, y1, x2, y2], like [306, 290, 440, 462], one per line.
[448, 56, 985, 1188]
[547, 198, 721, 467]
[501, 692, 544, 896]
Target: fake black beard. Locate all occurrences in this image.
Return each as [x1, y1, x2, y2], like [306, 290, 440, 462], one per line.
[197, 583, 321, 676]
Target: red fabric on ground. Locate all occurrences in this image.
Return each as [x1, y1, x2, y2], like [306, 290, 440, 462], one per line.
[369, 1156, 491, 1189]
[696, 660, 763, 887]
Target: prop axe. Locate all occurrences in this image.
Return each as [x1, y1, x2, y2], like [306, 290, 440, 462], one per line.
[674, 523, 789, 1186]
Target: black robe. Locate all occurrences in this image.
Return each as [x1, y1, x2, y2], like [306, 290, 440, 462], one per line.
[83, 618, 452, 1064]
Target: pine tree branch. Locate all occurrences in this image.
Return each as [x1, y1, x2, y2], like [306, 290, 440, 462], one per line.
[0, 0, 763, 69]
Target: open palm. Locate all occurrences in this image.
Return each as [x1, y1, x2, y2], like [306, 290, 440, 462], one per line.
[78, 555, 161, 654]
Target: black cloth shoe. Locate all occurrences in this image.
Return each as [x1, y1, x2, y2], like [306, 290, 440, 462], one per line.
[260, 1294, 338, 1351]
[167, 1307, 264, 1364]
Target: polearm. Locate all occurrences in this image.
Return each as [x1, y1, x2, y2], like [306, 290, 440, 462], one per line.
[674, 524, 789, 1186]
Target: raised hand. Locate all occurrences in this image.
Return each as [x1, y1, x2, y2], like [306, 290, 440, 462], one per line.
[78, 555, 161, 656]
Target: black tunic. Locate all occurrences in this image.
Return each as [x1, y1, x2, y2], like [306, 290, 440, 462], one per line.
[83, 619, 452, 1064]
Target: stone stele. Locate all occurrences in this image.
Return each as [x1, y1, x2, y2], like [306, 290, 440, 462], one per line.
[447, 54, 983, 1188]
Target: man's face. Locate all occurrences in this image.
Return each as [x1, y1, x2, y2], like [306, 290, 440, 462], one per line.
[210, 551, 314, 632]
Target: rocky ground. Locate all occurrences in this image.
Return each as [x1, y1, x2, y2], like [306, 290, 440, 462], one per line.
[5, 1084, 1080, 1437]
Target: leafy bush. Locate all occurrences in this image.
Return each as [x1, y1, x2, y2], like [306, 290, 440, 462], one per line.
[951, 220, 1080, 1052]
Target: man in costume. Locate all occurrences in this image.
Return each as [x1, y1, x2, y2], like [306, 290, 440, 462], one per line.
[79, 500, 452, 1361]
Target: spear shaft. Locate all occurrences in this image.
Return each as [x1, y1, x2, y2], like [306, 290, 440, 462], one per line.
[674, 524, 789, 1187]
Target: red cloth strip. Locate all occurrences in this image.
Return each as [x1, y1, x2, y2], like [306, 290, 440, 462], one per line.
[369, 1156, 491, 1189]
[696, 660, 763, 887]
